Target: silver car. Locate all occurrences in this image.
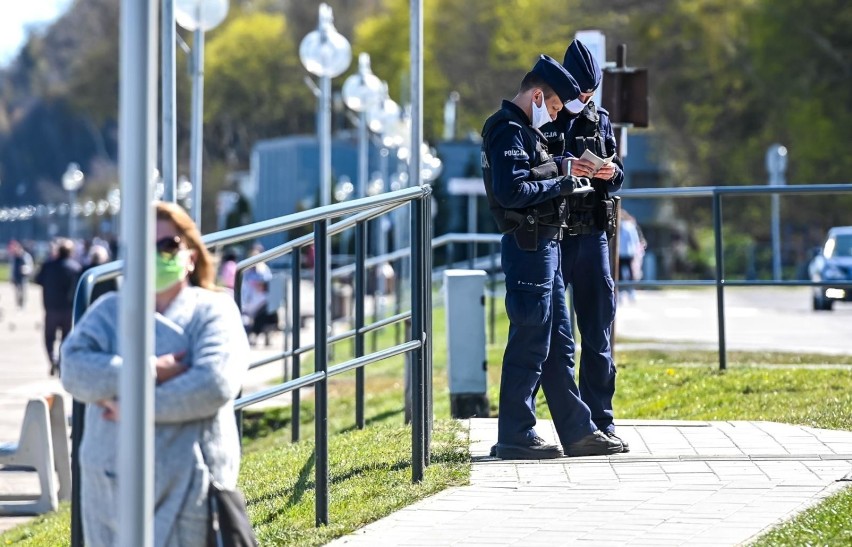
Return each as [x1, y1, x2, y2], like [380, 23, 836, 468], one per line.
[809, 226, 852, 311]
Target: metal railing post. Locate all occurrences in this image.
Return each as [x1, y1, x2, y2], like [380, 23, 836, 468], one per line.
[410, 199, 426, 482]
[489, 243, 497, 345]
[423, 195, 433, 465]
[291, 247, 302, 442]
[355, 221, 367, 429]
[70, 289, 89, 547]
[712, 191, 728, 370]
[314, 220, 330, 525]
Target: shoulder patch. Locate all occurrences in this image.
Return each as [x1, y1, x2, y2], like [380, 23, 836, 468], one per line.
[503, 148, 529, 160]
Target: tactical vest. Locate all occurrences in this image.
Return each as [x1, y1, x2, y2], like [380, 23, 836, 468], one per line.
[481, 107, 566, 235]
[564, 102, 618, 236]
[568, 101, 606, 159]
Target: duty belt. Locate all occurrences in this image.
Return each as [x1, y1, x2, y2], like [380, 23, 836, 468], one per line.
[539, 224, 563, 241]
[565, 224, 599, 236]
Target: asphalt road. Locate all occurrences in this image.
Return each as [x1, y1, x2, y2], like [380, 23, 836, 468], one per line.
[614, 287, 852, 356]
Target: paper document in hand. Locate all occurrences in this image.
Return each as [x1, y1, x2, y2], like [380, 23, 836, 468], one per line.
[578, 149, 615, 173]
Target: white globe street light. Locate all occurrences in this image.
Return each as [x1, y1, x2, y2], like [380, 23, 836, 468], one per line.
[62, 162, 85, 238]
[176, 0, 229, 227]
[343, 53, 384, 199]
[300, 3, 352, 207]
[175, 0, 228, 31]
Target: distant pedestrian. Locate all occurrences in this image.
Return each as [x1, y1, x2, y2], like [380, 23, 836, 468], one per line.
[618, 210, 645, 302]
[9, 240, 34, 309]
[35, 238, 81, 375]
[81, 244, 118, 304]
[218, 250, 238, 292]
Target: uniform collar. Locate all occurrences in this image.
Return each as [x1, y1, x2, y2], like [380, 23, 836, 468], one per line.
[502, 100, 531, 126]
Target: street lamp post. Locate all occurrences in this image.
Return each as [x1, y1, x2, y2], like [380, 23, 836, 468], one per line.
[766, 144, 788, 280]
[342, 53, 384, 199]
[299, 3, 352, 207]
[61, 162, 85, 239]
[175, 0, 229, 226]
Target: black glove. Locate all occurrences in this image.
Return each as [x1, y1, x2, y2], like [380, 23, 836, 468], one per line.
[559, 176, 591, 196]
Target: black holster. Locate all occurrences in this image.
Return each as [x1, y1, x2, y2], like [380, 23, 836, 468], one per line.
[511, 210, 539, 251]
[596, 196, 620, 238]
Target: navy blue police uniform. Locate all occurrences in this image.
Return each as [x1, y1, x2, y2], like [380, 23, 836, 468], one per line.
[482, 55, 621, 459]
[539, 39, 627, 450]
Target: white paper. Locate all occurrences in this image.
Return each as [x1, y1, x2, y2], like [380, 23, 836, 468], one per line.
[577, 149, 615, 173]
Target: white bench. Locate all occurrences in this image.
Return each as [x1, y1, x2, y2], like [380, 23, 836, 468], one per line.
[0, 393, 71, 515]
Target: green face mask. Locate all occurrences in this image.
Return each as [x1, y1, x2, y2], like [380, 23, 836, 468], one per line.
[155, 250, 190, 293]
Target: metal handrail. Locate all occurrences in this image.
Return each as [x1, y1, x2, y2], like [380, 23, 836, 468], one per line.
[70, 185, 433, 535]
[617, 183, 852, 369]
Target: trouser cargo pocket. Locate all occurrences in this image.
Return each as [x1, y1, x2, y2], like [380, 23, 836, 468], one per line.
[506, 279, 552, 326]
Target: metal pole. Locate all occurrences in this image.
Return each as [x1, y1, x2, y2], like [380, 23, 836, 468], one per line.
[423, 194, 433, 465]
[357, 111, 368, 200]
[355, 221, 366, 429]
[291, 247, 302, 443]
[118, 0, 158, 544]
[467, 195, 476, 268]
[314, 220, 330, 525]
[189, 28, 205, 225]
[410, 0, 423, 191]
[489, 243, 496, 345]
[161, 0, 176, 202]
[410, 197, 425, 483]
[771, 193, 781, 280]
[69, 190, 76, 239]
[712, 191, 727, 370]
[320, 75, 332, 207]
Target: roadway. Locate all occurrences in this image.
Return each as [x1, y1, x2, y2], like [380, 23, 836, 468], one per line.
[614, 286, 852, 356]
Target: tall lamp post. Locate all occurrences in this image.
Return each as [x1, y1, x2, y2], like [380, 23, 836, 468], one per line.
[175, 0, 229, 226]
[766, 144, 787, 280]
[342, 53, 384, 200]
[62, 162, 85, 239]
[300, 3, 351, 207]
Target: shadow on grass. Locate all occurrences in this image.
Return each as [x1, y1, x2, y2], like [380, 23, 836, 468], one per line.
[248, 456, 412, 526]
[338, 406, 406, 434]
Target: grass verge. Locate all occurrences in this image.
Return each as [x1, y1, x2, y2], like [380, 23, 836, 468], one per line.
[2, 297, 850, 545]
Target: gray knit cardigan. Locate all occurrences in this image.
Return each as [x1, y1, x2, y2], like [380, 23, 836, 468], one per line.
[61, 286, 250, 547]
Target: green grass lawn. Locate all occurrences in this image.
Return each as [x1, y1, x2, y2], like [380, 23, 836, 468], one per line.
[2, 296, 850, 545]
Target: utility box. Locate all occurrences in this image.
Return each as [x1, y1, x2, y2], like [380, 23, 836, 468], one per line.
[444, 269, 489, 418]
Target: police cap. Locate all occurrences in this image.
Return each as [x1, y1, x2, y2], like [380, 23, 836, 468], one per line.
[531, 54, 580, 104]
[562, 39, 602, 94]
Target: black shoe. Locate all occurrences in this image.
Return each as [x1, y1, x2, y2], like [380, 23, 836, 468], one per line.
[605, 431, 629, 452]
[489, 443, 497, 457]
[495, 436, 563, 460]
[565, 430, 623, 457]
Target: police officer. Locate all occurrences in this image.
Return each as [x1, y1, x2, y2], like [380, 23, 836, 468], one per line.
[540, 39, 629, 452]
[482, 54, 623, 459]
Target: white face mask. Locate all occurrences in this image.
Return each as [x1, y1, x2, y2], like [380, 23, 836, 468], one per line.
[565, 97, 588, 115]
[530, 93, 552, 129]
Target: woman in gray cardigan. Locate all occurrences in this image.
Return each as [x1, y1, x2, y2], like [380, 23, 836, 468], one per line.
[61, 202, 251, 547]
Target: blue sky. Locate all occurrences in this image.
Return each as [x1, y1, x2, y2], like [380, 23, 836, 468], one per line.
[0, 0, 73, 67]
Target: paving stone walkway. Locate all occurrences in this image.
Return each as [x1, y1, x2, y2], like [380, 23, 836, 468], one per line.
[330, 418, 852, 546]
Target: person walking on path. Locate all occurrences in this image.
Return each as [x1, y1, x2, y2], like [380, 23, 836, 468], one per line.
[8, 240, 34, 310]
[60, 201, 251, 547]
[481, 54, 623, 459]
[35, 238, 81, 375]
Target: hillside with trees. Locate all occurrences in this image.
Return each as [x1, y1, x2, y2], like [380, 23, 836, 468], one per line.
[0, 0, 849, 243]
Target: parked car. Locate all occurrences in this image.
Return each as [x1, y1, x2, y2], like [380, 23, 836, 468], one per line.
[808, 226, 852, 311]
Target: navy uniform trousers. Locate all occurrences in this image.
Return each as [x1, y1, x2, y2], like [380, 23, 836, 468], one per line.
[498, 233, 597, 447]
[561, 230, 617, 434]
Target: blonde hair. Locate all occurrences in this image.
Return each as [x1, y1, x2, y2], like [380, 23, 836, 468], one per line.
[155, 201, 216, 289]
